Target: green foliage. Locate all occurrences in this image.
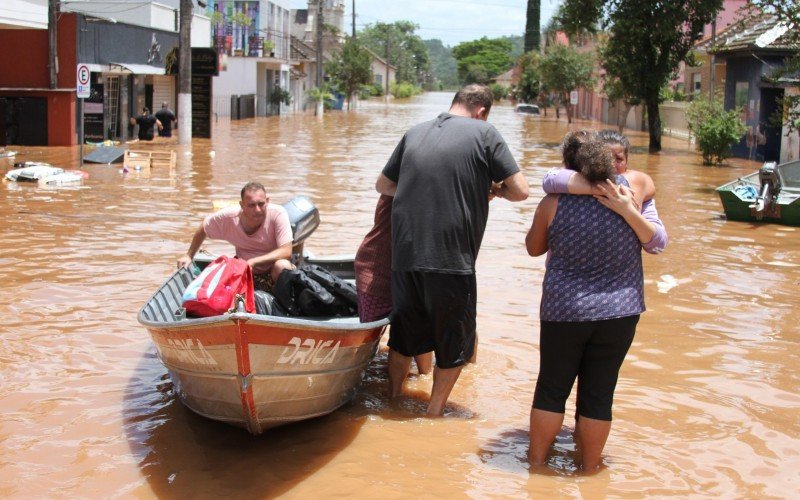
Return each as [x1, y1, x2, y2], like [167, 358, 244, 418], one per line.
[269, 86, 292, 106]
[512, 51, 541, 103]
[325, 36, 373, 107]
[686, 96, 747, 165]
[562, 0, 723, 152]
[537, 44, 594, 104]
[390, 81, 418, 98]
[307, 85, 334, 104]
[489, 83, 508, 101]
[452, 37, 514, 84]
[360, 21, 432, 87]
[370, 82, 384, 97]
[525, 0, 541, 52]
[424, 39, 459, 90]
[228, 11, 252, 27]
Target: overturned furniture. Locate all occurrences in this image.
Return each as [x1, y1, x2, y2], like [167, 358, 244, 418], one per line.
[123, 149, 176, 170]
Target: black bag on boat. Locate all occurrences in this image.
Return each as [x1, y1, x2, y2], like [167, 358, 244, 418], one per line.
[273, 269, 336, 316]
[254, 290, 289, 317]
[273, 267, 356, 317]
[300, 264, 358, 309]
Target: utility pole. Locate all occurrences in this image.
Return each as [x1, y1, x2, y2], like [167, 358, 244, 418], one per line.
[48, 0, 58, 89]
[351, 0, 355, 38]
[384, 29, 390, 101]
[178, 0, 192, 144]
[316, 0, 324, 87]
[709, 19, 716, 100]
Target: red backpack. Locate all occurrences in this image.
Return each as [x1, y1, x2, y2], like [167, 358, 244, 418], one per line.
[181, 256, 255, 317]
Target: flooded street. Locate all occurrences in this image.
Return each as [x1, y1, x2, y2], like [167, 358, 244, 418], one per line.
[1, 91, 798, 498]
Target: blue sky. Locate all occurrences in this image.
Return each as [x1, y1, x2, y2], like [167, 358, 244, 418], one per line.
[289, 0, 563, 47]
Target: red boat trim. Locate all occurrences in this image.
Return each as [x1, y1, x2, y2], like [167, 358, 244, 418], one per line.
[233, 319, 260, 434]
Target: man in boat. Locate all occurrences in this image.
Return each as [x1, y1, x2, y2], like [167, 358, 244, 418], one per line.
[155, 102, 177, 138]
[375, 84, 529, 416]
[129, 107, 161, 141]
[177, 182, 295, 292]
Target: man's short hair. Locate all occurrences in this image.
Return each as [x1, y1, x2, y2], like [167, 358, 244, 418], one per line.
[142, 107, 150, 114]
[241, 181, 266, 199]
[451, 84, 493, 114]
[161, 101, 169, 108]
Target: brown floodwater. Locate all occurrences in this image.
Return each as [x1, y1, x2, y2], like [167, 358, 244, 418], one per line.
[1, 92, 798, 498]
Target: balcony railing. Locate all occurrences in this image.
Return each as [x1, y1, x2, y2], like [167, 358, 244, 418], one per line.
[213, 28, 291, 60]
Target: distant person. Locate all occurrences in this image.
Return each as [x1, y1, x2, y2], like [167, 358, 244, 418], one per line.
[155, 102, 177, 138]
[177, 182, 295, 292]
[526, 134, 661, 471]
[354, 194, 433, 375]
[130, 107, 161, 141]
[376, 84, 529, 416]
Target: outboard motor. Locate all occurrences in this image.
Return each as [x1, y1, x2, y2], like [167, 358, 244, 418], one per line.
[751, 162, 781, 219]
[282, 195, 320, 262]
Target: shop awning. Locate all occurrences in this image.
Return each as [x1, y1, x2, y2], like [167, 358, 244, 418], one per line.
[108, 63, 166, 75]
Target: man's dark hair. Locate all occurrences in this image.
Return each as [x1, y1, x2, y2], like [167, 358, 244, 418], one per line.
[241, 181, 266, 199]
[451, 84, 493, 114]
[574, 139, 615, 183]
[142, 107, 150, 114]
[561, 130, 594, 170]
[597, 129, 630, 159]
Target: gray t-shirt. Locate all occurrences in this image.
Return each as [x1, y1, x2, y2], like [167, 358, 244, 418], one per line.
[382, 112, 520, 273]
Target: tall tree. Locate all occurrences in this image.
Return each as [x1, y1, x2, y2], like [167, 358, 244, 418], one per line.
[326, 36, 373, 110]
[451, 37, 514, 84]
[524, 0, 541, 52]
[360, 21, 431, 86]
[537, 43, 594, 123]
[424, 39, 459, 90]
[559, 0, 723, 152]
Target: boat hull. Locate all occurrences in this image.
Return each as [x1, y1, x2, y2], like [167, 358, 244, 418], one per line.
[139, 267, 387, 434]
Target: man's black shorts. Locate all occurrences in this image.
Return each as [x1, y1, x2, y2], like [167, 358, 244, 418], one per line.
[389, 270, 476, 369]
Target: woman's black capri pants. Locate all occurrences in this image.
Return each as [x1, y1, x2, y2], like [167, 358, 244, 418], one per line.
[533, 315, 639, 421]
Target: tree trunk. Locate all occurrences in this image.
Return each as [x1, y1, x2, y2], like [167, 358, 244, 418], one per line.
[617, 100, 632, 134]
[646, 97, 662, 152]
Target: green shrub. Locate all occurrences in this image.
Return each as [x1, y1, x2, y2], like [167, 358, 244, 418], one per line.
[686, 96, 747, 165]
[390, 81, 418, 98]
[489, 83, 507, 101]
[371, 82, 384, 97]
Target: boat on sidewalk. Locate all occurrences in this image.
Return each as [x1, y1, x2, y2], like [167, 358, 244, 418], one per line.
[716, 160, 800, 226]
[138, 196, 387, 435]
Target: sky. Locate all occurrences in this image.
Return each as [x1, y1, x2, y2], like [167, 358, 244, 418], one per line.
[290, 0, 564, 48]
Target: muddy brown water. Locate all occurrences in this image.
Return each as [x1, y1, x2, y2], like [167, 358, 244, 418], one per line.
[1, 92, 798, 498]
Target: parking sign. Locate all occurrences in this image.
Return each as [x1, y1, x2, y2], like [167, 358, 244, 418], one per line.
[77, 64, 90, 98]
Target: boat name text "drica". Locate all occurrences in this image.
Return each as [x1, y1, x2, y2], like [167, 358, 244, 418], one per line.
[277, 337, 341, 365]
[166, 338, 218, 368]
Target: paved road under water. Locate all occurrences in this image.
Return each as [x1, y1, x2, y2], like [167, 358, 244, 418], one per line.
[1, 92, 798, 498]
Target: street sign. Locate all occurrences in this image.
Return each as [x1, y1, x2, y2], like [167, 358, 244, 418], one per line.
[77, 64, 90, 98]
[570, 90, 579, 105]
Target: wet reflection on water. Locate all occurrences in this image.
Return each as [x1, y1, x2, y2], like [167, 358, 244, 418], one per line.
[1, 92, 798, 497]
